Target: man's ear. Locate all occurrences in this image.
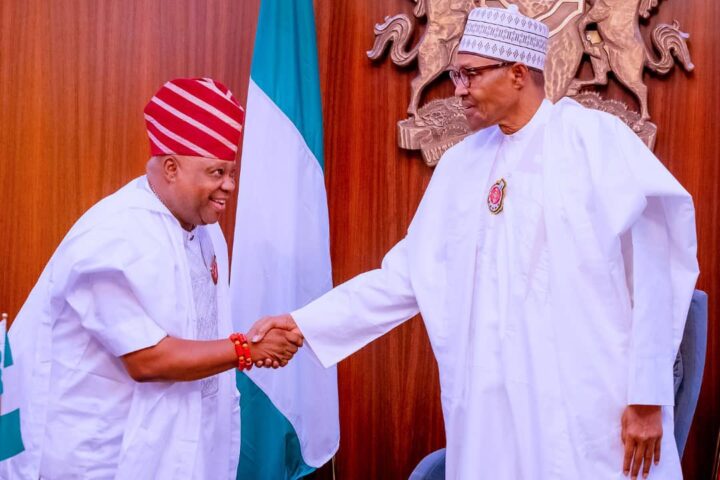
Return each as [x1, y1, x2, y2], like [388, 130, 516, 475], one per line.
[510, 63, 530, 89]
[162, 156, 179, 182]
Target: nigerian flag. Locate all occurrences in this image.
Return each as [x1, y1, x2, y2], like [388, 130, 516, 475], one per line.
[229, 0, 339, 478]
[0, 316, 25, 462]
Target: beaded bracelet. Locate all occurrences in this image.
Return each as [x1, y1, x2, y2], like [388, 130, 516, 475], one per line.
[229, 333, 253, 371]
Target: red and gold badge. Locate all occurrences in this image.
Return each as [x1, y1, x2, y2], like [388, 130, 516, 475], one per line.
[487, 178, 507, 215]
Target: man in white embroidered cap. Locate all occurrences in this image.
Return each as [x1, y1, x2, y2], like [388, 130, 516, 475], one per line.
[0, 78, 302, 479]
[248, 5, 699, 480]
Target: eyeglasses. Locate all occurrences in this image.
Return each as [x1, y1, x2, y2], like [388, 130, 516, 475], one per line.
[448, 62, 512, 88]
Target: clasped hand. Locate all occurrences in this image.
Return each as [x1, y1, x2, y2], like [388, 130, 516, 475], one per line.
[247, 314, 303, 369]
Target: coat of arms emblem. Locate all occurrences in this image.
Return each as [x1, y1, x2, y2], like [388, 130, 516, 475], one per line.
[367, 0, 694, 165]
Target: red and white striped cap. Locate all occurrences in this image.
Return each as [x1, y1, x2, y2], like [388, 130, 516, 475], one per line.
[144, 78, 245, 161]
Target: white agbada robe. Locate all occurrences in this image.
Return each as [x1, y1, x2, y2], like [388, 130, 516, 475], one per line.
[0, 177, 240, 480]
[293, 99, 698, 479]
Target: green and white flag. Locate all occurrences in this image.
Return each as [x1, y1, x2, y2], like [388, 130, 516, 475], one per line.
[230, 0, 339, 478]
[0, 316, 25, 462]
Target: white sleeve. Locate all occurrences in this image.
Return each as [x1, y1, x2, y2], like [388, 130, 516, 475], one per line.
[626, 197, 676, 406]
[65, 269, 168, 357]
[604, 116, 696, 406]
[58, 230, 168, 357]
[292, 239, 419, 367]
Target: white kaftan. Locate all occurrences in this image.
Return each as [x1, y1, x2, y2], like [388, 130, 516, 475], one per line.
[0, 177, 240, 480]
[293, 99, 698, 479]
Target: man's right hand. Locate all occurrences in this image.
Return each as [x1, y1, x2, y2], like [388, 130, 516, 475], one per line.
[248, 314, 303, 368]
[621, 404, 663, 480]
[249, 326, 303, 369]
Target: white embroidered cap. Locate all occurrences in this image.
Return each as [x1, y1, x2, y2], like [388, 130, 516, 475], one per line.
[458, 5, 549, 71]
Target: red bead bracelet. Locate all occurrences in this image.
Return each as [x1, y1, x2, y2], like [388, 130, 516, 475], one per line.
[229, 333, 253, 371]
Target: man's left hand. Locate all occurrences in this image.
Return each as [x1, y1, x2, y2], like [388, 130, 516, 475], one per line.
[621, 404, 663, 479]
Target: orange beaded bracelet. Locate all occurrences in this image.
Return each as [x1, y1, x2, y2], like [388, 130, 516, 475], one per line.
[229, 333, 253, 371]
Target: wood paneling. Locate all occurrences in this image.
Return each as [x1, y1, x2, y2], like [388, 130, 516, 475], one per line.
[0, 1, 717, 478]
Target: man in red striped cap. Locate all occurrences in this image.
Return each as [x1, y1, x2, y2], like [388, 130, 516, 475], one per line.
[2, 78, 302, 479]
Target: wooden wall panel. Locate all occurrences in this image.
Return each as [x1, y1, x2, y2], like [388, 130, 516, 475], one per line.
[1, 1, 718, 479]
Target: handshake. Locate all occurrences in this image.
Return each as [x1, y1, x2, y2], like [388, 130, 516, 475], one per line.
[246, 314, 303, 369]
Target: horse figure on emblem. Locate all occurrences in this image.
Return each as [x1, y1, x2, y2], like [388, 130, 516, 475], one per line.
[568, 0, 694, 122]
